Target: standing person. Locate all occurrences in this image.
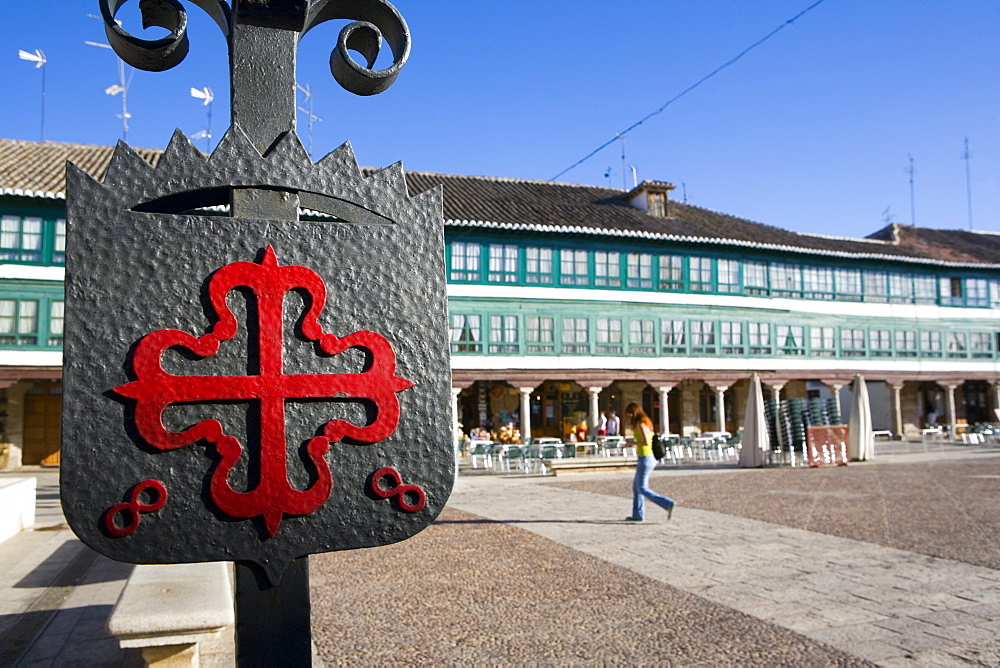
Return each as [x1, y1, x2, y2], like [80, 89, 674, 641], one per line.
[624, 403, 675, 522]
[606, 410, 620, 436]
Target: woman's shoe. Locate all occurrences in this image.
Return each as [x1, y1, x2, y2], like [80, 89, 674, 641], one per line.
[624, 516, 643, 522]
[665, 501, 675, 520]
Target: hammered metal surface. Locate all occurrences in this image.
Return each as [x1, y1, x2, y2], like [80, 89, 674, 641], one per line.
[61, 127, 453, 582]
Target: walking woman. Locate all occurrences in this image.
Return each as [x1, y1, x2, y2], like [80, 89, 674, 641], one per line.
[624, 402, 675, 521]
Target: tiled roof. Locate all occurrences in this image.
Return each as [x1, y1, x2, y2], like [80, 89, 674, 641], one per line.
[1, 137, 996, 268]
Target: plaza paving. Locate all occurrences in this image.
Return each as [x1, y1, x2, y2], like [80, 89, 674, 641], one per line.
[2, 445, 999, 666]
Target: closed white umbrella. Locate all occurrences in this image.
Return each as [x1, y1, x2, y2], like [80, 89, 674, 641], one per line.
[739, 374, 769, 468]
[848, 374, 874, 461]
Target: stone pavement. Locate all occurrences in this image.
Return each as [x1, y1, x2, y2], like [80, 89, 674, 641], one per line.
[4, 447, 1000, 666]
[444, 450, 1000, 667]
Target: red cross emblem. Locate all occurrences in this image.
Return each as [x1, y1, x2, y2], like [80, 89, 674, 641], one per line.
[114, 246, 413, 537]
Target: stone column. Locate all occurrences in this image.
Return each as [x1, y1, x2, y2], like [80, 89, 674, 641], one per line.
[889, 383, 904, 437]
[992, 382, 1000, 422]
[944, 384, 958, 439]
[587, 387, 602, 437]
[829, 383, 844, 421]
[713, 385, 729, 433]
[770, 383, 784, 450]
[519, 387, 534, 442]
[658, 385, 675, 435]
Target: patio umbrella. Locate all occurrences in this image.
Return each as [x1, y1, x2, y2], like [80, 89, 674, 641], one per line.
[847, 374, 874, 461]
[739, 373, 769, 468]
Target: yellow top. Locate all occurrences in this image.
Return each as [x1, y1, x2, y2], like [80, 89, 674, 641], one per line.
[635, 423, 653, 457]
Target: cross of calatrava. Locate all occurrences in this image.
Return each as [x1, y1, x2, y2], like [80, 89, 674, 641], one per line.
[114, 246, 413, 537]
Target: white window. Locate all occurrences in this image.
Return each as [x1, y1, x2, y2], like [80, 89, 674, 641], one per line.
[561, 317, 590, 353]
[449, 242, 480, 281]
[0, 216, 43, 262]
[895, 331, 917, 357]
[913, 276, 937, 304]
[525, 247, 554, 284]
[629, 319, 655, 355]
[659, 255, 683, 290]
[0, 299, 39, 346]
[870, 330, 892, 357]
[596, 318, 623, 353]
[967, 279, 988, 307]
[889, 273, 913, 303]
[744, 262, 768, 295]
[776, 325, 804, 356]
[748, 322, 771, 354]
[691, 320, 716, 354]
[841, 328, 866, 356]
[689, 257, 713, 291]
[770, 263, 801, 296]
[717, 260, 741, 293]
[449, 314, 481, 352]
[835, 268, 862, 299]
[594, 251, 621, 287]
[626, 253, 653, 289]
[946, 332, 967, 358]
[487, 244, 518, 283]
[920, 331, 942, 358]
[803, 267, 833, 297]
[560, 249, 589, 285]
[863, 271, 888, 302]
[810, 326, 835, 356]
[48, 301, 64, 347]
[526, 317, 555, 353]
[721, 321, 743, 354]
[661, 320, 686, 354]
[489, 315, 519, 353]
[971, 332, 993, 358]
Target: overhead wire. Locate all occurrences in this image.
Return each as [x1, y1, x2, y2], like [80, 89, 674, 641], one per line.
[549, 0, 829, 183]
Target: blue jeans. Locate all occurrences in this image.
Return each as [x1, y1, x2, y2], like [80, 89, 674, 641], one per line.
[631, 455, 674, 520]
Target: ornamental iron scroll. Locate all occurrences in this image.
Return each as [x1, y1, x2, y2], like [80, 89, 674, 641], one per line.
[99, 0, 410, 96]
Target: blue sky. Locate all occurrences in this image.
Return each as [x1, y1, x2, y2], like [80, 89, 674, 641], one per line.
[3, 1, 998, 239]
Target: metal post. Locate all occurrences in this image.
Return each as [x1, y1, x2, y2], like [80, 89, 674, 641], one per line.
[235, 558, 312, 667]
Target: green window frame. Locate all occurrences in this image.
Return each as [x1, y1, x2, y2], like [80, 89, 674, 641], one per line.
[889, 273, 913, 304]
[744, 262, 769, 296]
[920, 331, 942, 358]
[449, 314, 482, 352]
[449, 242, 481, 281]
[658, 255, 684, 290]
[895, 330, 917, 357]
[690, 320, 716, 354]
[913, 276, 937, 304]
[526, 316, 555, 353]
[776, 325, 805, 356]
[561, 317, 590, 353]
[594, 251, 622, 287]
[487, 244, 519, 283]
[560, 249, 589, 286]
[48, 301, 64, 347]
[971, 332, 993, 359]
[748, 322, 771, 355]
[946, 331, 968, 358]
[717, 260, 741, 294]
[661, 319, 686, 354]
[966, 279, 988, 307]
[0, 215, 44, 263]
[770, 263, 802, 298]
[870, 329, 892, 357]
[525, 247, 554, 284]
[720, 321, 744, 354]
[841, 328, 866, 357]
[863, 271, 888, 303]
[628, 319, 655, 355]
[626, 253, 653, 289]
[596, 317, 623, 353]
[803, 266, 833, 299]
[835, 268, 862, 301]
[940, 277, 963, 306]
[689, 257, 713, 292]
[52, 219, 66, 264]
[810, 326, 835, 357]
[0, 298, 39, 347]
[489, 315, 519, 353]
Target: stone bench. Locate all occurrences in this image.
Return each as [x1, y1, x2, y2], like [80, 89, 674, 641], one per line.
[107, 561, 234, 667]
[0, 477, 36, 543]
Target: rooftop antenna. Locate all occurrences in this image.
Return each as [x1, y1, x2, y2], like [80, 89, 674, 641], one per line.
[296, 83, 323, 158]
[617, 134, 627, 190]
[907, 154, 916, 227]
[681, 182, 688, 203]
[190, 86, 214, 151]
[603, 166, 614, 188]
[881, 205, 896, 226]
[17, 48, 47, 142]
[627, 165, 638, 189]
[86, 14, 132, 142]
[963, 137, 973, 230]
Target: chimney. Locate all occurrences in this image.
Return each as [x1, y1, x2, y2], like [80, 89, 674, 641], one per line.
[626, 180, 676, 217]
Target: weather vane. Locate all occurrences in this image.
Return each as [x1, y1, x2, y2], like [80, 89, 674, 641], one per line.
[62, 2, 453, 664]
